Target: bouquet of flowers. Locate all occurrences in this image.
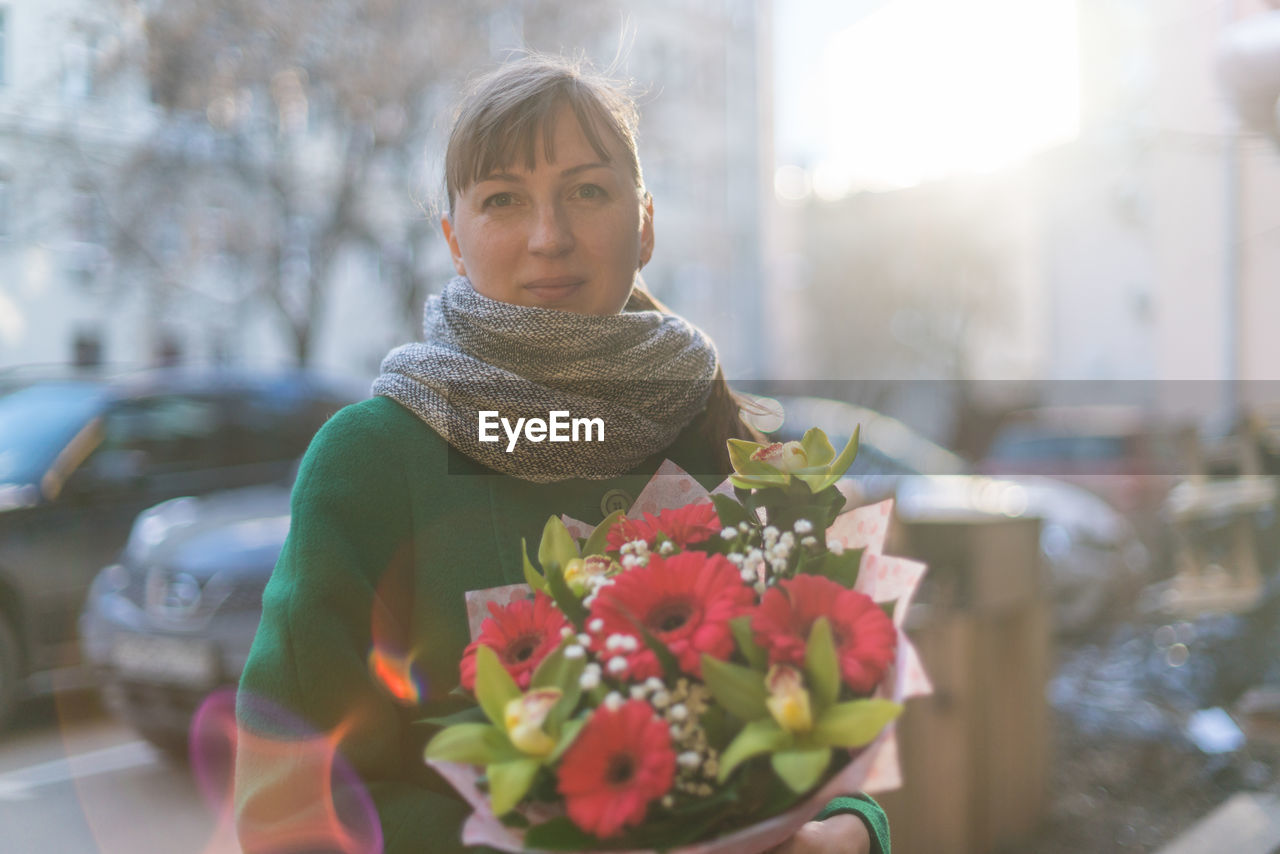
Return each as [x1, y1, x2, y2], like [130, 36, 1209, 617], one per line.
[424, 428, 932, 853]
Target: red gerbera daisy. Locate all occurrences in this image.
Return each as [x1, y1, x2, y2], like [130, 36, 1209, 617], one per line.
[587, 551, 753, 680]
[605, 501, 721, 553]
[557, 700, 676, 838]
[459, 592, 567, 692]
[753, 575, 897, 696]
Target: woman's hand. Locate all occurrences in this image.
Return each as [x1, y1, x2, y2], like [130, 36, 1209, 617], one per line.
[769, 814, 872, 854]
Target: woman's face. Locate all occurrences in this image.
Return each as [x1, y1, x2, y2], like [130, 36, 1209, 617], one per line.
[442, 104, 654, 316]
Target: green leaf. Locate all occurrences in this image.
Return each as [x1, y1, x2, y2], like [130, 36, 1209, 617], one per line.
[523, 816, 602, 850]
[423, 722, 508, 765]
[530, 642, 585, 731]
[474, 644, 520, 728]
[729, 616, 768, 670]
[631, 619, 681, 683]
[711, 493, 749, 529]
[701, 655, 769, 721]
[521, 539, 548, 594]
[807, 548, 865, 587]
[548, 716, 586, 763]
[545, 562, 588, 628]
[583, 509, 625, 557]
[804, 617, 840, 711]
[487, 758, 541, 816]
[811, 699, 903, 748]
[771, 748, 832, 794]
[539, 515, 581, 574]
[417, 704, 488, 728]
[718, 718, 792, 782]
[799, 427, 836, 467]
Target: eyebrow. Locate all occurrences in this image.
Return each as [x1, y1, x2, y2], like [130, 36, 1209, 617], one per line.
[477, 162, 612, 184]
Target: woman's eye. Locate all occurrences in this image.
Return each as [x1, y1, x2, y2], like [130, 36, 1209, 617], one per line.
[484, 192, 515, 208]
[575, 184, 606, 200]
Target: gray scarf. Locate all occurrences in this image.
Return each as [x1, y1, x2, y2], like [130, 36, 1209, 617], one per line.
[372, 276, 718, 482]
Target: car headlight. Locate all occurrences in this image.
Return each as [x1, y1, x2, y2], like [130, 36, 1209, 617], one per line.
[125, 497, 199, 560]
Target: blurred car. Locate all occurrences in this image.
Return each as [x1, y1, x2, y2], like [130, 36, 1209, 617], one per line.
[80, 479, 292, 755]
[976, 405, 1182, 540]
[768, 396, 1151, 634]
[0, 369, 356, 728]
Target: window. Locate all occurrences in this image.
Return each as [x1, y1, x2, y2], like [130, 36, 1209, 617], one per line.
[100, 395, 227, 476]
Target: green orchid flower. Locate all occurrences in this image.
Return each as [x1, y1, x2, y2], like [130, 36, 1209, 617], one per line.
[424, 642, 586, 815]
[727, 426, 861, 494]
[699, 616, 901, 794]
[521, 511, 625, 625]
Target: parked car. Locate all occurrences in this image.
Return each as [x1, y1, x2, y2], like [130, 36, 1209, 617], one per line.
[977, 405, 1183, 543]
[80, 479, 292, 755]
[768, 396, 1151, 634]
[0, 369, 357, 728]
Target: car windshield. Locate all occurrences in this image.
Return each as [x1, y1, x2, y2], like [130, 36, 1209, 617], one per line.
[0, 383, 110, 485]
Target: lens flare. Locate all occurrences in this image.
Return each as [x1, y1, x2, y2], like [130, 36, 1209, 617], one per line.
[188, 689, 383, 854]
[367, 644, 425, 706]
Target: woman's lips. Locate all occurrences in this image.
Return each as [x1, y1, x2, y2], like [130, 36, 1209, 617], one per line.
[523, 277, 585, 300]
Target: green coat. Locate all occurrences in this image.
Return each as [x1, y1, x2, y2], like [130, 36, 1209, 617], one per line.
[235, 395, 888, 853]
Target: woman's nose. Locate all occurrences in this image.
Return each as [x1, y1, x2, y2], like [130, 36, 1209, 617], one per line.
[527, 203, 575, 256]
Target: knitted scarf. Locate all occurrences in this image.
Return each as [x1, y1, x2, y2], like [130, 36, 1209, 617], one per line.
[372, 276, 719, 482]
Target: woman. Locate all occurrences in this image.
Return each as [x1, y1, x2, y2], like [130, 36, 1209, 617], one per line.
[234, 53, 888, 854]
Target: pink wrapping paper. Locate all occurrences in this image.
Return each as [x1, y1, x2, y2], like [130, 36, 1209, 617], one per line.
[444, 463, 931, 853]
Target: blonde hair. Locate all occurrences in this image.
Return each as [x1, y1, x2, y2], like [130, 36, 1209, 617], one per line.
[444, 54, 646, 217]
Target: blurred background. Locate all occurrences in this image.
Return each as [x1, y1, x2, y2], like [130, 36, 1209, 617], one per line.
[3, 0, 1280, 852]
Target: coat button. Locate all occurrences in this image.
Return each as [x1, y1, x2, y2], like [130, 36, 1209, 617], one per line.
[600, 489, 632, 516]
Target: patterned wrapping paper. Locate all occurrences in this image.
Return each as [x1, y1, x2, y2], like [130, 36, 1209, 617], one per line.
[435, 462, 932, 853]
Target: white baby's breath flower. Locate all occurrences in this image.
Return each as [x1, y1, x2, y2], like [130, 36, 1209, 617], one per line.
[560, 626, 574, 638]
[726, 552, 744, 565]
[604, 692, 624, 710]
[631, 685, 648, 700]
[577, 633, 592, 646]
[740, 567, 757, 583]
[564, 644, 585, 659]
[678, 751, 702, 769]
[645, 677, 665, 693]
[584, 662, 602, 676]
[579, 670, 601, 690]
[607, 656, 629, 675]
[738, 521, 750, 532]
[652, 690, 671, 708]
[669, 703, 688, 721]
[658, 540, 675, 555]
[747, 548, 764, 563]
[588, 618, 605, 633]
[780, 532, 796, 548]
[720, 527, 738, 541]
[794, 519, 814, 534]
[801, 536, 817, 548]
[763, 526, 779, 542]
[827, 540, 845, 556]
[621, 554, 639, 569]
[771, 542, 790, 559]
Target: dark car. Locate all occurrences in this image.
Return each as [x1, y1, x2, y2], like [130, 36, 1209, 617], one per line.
[79, 479, 292, 754]
[0, 369, 356, 728]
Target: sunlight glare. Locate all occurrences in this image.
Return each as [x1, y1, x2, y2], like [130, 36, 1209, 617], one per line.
[820, 0, 1079, 192]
